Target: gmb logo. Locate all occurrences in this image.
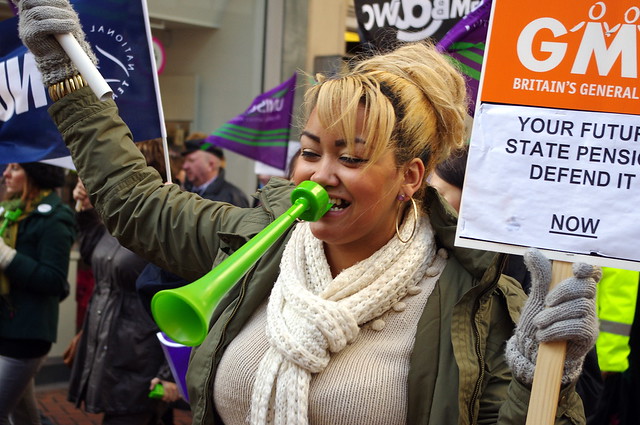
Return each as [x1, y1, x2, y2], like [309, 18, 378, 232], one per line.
[517, 1, 640, 77]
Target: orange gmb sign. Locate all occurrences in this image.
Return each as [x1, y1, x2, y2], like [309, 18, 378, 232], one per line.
[481, 0, 640, 115]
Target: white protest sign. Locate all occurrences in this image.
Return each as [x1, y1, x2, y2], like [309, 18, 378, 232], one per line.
[456, 0, 640, 271]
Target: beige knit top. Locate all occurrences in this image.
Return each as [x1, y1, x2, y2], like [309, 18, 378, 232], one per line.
[213, 252, 447, 425]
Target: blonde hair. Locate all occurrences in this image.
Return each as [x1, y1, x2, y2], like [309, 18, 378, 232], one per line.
[303, 42, 468, 202]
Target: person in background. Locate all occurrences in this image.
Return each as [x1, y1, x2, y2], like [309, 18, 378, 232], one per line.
[428, 148, 466, 212]
[624, 282, 640, 424]
[65, 139, 180, 425]
[591, 268, 639, 425]
[430, 147, 531, 286]
[15, 2, 600, 423]
[181, 132, 249, 207]
[0, 162, 76, 425]
[429, 146, 604, 422]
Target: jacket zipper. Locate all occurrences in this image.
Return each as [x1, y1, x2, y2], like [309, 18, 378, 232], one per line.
[468, 298, 486, 423]
[468, 255, 509, 423]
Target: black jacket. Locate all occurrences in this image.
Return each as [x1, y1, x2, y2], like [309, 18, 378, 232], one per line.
[184, 169, 249, 208]
[68, 209, 171, 415]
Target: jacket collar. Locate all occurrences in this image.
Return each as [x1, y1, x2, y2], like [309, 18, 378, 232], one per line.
[29, 191, 62, 217]
[216, 177, 296, 253]
[426, 185, 498, 281]
[201, 168, 226, 195]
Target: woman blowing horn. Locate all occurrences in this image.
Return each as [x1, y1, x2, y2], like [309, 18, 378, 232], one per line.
[11, 1, 599, 424]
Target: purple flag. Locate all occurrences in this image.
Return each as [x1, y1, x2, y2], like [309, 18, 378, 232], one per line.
[437, 0, 492, 117]
[207, 74, 296, 170]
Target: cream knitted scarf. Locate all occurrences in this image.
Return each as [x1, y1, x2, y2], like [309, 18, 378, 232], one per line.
[249, 213, 436, 425]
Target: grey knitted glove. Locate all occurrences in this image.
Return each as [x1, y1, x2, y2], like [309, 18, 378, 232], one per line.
[12, 0, 97, 86]
[505, 248, 599, 385]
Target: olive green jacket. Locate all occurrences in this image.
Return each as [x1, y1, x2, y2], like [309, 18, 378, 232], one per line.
[51, 87, 585, 425]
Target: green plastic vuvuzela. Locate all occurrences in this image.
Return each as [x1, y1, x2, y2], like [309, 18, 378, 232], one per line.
[151, 181, 331, 346]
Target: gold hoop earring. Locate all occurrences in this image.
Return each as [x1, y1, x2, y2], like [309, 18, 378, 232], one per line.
[395, 197, 418, 243]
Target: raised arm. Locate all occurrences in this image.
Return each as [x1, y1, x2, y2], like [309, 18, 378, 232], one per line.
[12, 0, 296, 281]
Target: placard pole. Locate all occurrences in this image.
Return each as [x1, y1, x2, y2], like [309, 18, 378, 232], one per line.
[525, 261, 573, 425]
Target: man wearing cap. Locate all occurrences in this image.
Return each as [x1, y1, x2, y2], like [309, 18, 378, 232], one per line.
[181, 134, 249, 208]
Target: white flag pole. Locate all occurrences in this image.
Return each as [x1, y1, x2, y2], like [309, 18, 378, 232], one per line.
[54, 33, 112, 101]
[140, 0, 172, 184]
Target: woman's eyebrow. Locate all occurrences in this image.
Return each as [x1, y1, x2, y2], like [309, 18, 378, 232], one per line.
[335, 137, 366, 147]
[300, 131, 320, 143]
[301, 132, 366, 147]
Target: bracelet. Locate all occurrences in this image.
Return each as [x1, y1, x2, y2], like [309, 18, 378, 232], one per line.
[48, 75, 87, 102]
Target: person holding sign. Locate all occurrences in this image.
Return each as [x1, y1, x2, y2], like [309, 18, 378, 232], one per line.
[431, 148, 604, 422]
[12, 0, 599, 423]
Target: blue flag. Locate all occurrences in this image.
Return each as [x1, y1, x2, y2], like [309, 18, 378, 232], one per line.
[0, 0, 163, 164]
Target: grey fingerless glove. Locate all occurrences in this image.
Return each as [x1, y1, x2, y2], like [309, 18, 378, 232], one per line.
[13, 0, 97, 86]
[505, 248, 600, 385]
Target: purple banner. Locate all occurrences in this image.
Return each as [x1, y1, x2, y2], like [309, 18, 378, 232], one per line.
[156, 332, 191, 402]
[207, 74, 296, 170]
[437, 0, 492, 116]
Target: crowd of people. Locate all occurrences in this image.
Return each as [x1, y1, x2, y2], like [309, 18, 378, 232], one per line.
[0, 131, 252, 425]
[0, 0, 637, 424]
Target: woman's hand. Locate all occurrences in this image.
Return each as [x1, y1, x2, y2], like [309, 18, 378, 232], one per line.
[63, 330, 83, 367]
[149, 377, 181, 403]
[13, 0, 97, 86]
[73, 179, 92, 211]
[506, 248, 600, 385]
